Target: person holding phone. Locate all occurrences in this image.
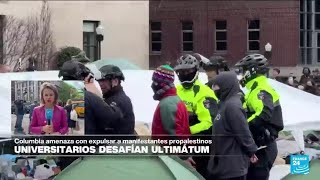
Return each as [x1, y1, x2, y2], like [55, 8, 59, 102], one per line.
[58, 60, 123, 135]
[30, 82, 68, 135]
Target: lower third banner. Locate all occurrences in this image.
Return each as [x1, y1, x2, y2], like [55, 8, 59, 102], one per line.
[10, 135, 212, 156]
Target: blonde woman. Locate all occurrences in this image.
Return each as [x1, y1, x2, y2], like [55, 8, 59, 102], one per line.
[30, 82, 68, 135]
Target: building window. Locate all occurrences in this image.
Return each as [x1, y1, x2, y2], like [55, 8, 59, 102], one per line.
[248, 20, 260, 51]
[315, 0, 320, 63]
[150, 22, 162, 53]
[83, 21, 99, 61]
[215, 20, 227, 51]
[0, 15, 4, 64]
[182, 21, 193, 52]
[317, 33, 320, 63]
[299, 0, 320, 65]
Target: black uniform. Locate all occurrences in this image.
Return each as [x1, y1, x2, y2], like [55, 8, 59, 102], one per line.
[234, 53, 284, 180]
[57, 57, 124, 167]
[58, 60, 124, 134]
[97, 64, 135, 135]
[85, 91, 123, 134]
[207, 72, 257, 180]
[103, 86, 135, 134]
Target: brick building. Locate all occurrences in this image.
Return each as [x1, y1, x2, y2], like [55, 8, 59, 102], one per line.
[149, 0, 300, 69]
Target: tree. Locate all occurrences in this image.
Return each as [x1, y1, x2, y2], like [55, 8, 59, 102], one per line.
[56, 46, 82, 69]
[58, 82, 76, 103]
[0, 1, 55, 71]
[73, 90, 84, 100]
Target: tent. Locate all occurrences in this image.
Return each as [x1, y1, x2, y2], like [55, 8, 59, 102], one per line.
[2, 70, 320, 150]
[54, 156, 204, 180]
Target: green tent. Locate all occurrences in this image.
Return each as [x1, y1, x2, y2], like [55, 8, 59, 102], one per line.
[54, 155, 205, 180]
[282, 159, 320, 180]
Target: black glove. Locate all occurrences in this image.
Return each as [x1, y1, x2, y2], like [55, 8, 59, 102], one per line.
[188, 114, 198, 127]
[256, 128, 274, 146]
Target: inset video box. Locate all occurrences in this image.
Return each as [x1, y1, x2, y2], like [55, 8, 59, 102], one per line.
[11, 80, 85, 136]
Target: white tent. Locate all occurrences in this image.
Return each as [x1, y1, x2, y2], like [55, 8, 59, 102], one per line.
[1, 70, 320, 150]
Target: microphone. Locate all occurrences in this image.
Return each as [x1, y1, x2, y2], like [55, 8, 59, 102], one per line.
[45, 109, 53, 125]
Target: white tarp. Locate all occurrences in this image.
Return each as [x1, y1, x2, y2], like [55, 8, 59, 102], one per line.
[269, 165, 291, 180]
[267, 78, 320, 150]
[1, 70, 320, 150]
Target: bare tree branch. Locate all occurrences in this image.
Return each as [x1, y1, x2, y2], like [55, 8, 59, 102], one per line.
[1, 0, 56, 71]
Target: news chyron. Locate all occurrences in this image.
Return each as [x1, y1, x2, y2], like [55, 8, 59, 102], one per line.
[11, 80, 85, 136]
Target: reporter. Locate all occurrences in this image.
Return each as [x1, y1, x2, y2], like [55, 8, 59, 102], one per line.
[30, 82, 68, 135]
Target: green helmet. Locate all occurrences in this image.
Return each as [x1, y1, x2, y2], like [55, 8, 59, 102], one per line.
[98, 65, 125, 81]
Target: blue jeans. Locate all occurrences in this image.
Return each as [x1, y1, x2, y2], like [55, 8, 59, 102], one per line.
[15, 114, 24, 131]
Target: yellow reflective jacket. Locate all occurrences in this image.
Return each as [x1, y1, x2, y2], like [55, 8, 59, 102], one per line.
[243, 76, 284, 139]
[176, 80, 219, 135]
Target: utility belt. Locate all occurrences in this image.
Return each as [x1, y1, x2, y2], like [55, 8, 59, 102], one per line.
[254, 127, 277, 147]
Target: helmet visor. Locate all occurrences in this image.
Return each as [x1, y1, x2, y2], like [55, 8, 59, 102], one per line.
[176, 68, 198, 84]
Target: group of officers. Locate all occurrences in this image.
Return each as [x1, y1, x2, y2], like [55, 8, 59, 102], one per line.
[58, 52, 284, 180]
[171, 53, 284, 180]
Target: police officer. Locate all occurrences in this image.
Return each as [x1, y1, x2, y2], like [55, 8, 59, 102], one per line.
[57, 60, 123, 170]
[97, 65, 135, 135]
[174, 54, 218, 178]
[195, 54, 246, 104]
[234, 54, 284, 180]
[58, 60, 122, 134]
[201, 55, 230, 84]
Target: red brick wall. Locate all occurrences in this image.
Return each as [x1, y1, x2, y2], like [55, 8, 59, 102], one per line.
[149, 0, 300, 68]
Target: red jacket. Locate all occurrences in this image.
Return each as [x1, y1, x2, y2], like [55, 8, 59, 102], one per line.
[151, 88, 190, 141]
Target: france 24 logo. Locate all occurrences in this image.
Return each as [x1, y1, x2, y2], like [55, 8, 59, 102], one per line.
[290, 155, 309, 175]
